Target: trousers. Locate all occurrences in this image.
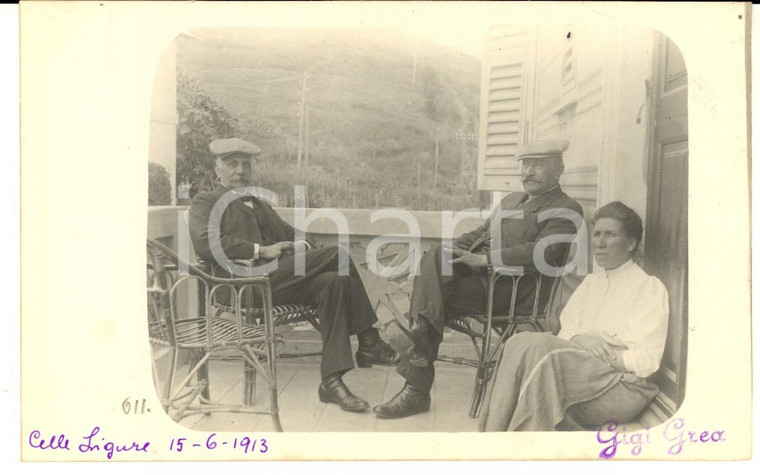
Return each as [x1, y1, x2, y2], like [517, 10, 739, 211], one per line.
[398, 243, 545, 392]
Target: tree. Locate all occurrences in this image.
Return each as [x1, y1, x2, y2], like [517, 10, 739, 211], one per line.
[148, 162, 172, 206]
[176, 69, 241, 197]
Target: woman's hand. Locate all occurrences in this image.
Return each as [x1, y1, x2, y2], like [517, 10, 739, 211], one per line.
[571, 333, 628, 370]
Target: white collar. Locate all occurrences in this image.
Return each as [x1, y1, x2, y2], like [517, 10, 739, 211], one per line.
[601, 259, 635, 279]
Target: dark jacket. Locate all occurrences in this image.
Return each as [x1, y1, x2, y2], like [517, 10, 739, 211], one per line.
[189, 185, 313, 262]
[455, 185, 584, 269]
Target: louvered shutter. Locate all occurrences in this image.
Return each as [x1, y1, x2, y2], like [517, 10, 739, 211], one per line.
[477, 26, 535, 191]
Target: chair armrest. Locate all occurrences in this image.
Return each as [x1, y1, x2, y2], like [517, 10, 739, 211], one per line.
[489, 265, 543, 287]
[148, 238, 271, 287]
[485, 265, 546, 321]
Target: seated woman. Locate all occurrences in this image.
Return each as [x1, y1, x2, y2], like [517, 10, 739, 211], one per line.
[478, 201, 669, 431]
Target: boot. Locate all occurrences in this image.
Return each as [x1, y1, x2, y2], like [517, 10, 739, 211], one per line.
[373, 382, 431, 419]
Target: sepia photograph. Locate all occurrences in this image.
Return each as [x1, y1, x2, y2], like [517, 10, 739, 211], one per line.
[147, 23, 687, 434]
[20, 1, 750, 461]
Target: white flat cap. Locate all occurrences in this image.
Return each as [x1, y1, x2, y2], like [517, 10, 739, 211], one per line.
[209, 138, 261, 159]
[515, 139, 570, 161]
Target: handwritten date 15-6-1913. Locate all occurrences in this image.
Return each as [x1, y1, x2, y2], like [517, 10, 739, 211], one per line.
[169, 433, 268, 455]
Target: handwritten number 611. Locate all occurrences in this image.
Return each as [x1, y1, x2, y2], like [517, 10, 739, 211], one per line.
[122, 397, 148, 415]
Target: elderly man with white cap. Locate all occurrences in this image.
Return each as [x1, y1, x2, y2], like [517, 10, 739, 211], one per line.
[373, 139, 584, 419]
[189, 138, 400, 413]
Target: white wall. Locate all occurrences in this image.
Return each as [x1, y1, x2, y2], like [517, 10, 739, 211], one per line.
[603, 26, 656, 224]
[528, 24, 655, 223]
[149, 39, 178, 204]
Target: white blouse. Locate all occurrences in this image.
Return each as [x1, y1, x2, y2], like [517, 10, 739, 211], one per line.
[556, 259, 669, 378]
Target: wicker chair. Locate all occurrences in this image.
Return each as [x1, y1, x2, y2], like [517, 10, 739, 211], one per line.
[442, 265, 563, 419]
[179, 209, 321, 357]
[147, 238, 284, 431]
[202, 259, 321, 356]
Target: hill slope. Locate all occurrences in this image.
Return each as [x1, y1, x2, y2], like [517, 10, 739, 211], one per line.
[176, 28, 482, 210]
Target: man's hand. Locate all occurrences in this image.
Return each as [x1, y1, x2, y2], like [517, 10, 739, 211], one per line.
[570, 333, 628, 370]
[260, 241, 293, 260]
[292, 240, 310, 255]
[444, 244, 488, 269]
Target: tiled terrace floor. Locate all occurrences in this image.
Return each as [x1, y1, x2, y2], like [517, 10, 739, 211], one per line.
[176, 359, 479, 433]
[161, 326, 482, 433]
[157, 325, 663, 433]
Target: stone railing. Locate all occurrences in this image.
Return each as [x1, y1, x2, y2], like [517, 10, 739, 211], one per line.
[147, 206, 490, 324]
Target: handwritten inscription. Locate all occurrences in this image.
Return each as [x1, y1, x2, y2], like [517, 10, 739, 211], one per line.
[597, 418, 726, 458]
[27, 427, 270, 459]
[663, 418, 726, 455]
[122, 397, 150, 415]
[169, 433, 268, 455]
[597, 421, 650, 458]
[29, 427, 150, 459]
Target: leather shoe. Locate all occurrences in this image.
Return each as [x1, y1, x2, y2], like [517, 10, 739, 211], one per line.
[373, 383, 431, 419]
[356, 338, 401, 368]
[318, 374, 369, 412]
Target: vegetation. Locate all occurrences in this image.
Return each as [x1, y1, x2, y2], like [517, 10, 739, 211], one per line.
[148, 162, 172, 206]
[176, 69, 241, 198]
[176, 29, 485, 210]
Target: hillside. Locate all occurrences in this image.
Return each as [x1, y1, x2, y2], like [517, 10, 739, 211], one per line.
[176, 28, 483, 210]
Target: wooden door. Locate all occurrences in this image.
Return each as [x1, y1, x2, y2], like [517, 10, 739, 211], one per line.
[644, 35, 688, 417]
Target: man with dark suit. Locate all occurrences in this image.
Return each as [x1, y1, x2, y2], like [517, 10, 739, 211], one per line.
[373, 139, 584, 419]
[189, 138, 399, 413]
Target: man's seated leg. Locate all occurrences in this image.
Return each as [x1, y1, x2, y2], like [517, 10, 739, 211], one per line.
[373, 266, 493, 419]
[295, 245, 400, 368]
[356, 327, 401, 368]
[271, 246, 398, 412]
[373, 314, 434, 419]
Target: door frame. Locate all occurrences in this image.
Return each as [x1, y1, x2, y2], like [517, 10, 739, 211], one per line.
[643, 32, 689, 420]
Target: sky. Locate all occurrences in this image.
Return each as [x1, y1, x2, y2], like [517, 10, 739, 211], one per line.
[392, 4, 497, 59]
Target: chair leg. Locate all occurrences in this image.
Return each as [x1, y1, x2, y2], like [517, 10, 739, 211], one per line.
[468, 322, 494, 418]
[165, 347, 179, 412]
[468, 366, 488, 419]
[154, 346, 177, 413]
[199, 359, 211, 401]
[244, 362, 257, 406]
[151, 356, 163, 402]
[271, 411, 283, 432]
[469, 324, 516, 419]
[270, 381, 282, 432]
[196, 351, 212, 415]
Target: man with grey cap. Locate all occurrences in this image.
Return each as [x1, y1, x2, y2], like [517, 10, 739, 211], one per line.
[374, 139, 583, 419]
[189, 138, 399, 413]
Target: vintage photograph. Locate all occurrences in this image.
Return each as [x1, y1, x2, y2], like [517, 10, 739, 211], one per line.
[147, 22, 688, 433]
[21, 0, 751, 463]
